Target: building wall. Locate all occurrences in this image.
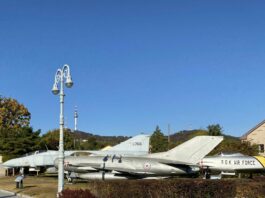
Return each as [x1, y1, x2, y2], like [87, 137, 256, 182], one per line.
[0, 155, 4, 177]
[244, 123, 265, 156]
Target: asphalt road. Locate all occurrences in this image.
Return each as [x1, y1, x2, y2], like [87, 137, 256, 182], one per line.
[0, 190, 18, 198]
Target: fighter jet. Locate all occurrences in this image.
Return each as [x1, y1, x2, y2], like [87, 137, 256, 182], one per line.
[200, 152, 265, 179]
[60, 136, 223, 180]
[3, 134, 150, 174]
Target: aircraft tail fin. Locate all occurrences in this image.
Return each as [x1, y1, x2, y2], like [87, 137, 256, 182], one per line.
[89, 134, 150, 156]
[150, 136, 223, 164]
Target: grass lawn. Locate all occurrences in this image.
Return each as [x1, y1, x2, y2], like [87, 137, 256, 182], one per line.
[0, 175, 91, 198]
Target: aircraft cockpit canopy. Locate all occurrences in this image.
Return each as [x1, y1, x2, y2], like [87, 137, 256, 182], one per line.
[70, 151, 91, 157]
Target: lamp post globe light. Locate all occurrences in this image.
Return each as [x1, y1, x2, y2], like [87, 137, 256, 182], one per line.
[51, 64, 73, 195]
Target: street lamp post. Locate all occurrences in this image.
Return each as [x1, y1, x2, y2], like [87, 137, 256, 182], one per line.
[51, 64, 73, 195]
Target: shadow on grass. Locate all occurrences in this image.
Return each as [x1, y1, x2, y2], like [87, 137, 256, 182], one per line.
[23, 185, 37, 188]
[66, 180, 89, 184]
[16, 185, 37, 192]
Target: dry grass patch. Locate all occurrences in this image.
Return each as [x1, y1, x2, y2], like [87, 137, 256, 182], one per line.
[0, 176, 91, 198]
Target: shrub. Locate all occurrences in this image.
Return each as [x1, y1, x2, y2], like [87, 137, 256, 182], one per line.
[60, 188, 96, 198]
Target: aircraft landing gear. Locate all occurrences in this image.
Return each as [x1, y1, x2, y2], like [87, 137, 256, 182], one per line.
[67, 176, 73, 183]
[66, 172, 74, 183]
[204, 166, 211, 179]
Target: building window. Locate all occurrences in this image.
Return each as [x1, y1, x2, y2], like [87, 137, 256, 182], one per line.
[259, 144, 264, 153]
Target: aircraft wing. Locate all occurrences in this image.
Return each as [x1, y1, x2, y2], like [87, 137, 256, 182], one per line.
[104, 167, 156, 175]
[126, 156, 197, 166]
[157, 158, 196, 166]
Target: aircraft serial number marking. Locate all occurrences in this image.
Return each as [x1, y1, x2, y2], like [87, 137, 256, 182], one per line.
[132, 142, 142, 146]
[221, 160, 256, 166]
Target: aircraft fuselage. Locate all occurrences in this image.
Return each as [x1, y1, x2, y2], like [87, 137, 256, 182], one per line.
[200, 155, 265, 173]
[63, 155, 199, 177]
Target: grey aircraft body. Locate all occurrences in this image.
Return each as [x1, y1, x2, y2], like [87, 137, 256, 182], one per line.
[3, 150, 76, 173]
[59, 136, 223, 180]
[200, 152, 265, 178]
[3, 134, 150, 174]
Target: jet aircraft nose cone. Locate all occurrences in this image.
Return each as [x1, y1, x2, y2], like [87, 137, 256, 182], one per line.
[2, 159, 14, 167]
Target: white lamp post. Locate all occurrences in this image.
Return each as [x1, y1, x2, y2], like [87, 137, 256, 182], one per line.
[51, 64, 73, 195]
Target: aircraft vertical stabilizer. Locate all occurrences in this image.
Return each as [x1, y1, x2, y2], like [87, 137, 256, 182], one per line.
[88, 134, 150, 156]
[108, 134, 150, 152]
[149, 136, 223, 164]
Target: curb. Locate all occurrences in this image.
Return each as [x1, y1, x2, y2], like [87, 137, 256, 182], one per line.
[0, 189, 33, 198]
[0, 189, 16, 195]
[16, 193, 33, 198]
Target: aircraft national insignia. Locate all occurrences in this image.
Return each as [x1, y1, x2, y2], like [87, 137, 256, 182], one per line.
[143, 162, 151, 171]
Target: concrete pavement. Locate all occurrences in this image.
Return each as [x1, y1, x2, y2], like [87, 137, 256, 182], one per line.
[0, 190, 18, 198]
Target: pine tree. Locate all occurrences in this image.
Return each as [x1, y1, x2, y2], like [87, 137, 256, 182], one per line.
[207, 124, 223, 136]
[150, 126, 168, 153]
[0, 127, 41, 161]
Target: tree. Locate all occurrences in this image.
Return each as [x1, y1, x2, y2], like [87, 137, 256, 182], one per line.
[209, 138, 259, 156]
[150, 126, 168, 153]
[0, 96, 40, 161]
[0, 96, 31, 129]
[80, 137, 106, 150]
[207, 124, 223, 136]
[0, 127, 41, 161]
[41, 128, 75, 150]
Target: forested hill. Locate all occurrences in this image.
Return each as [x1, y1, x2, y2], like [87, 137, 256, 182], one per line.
[169, 129, 239, 144]
[73, 130, 129, 146]
[74, 129, 241, 152]
[167, 129, 257, 156]
[74, 129, 240, 147]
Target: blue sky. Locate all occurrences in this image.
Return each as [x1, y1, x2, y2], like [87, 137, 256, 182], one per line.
[0, 0, 265, 137]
